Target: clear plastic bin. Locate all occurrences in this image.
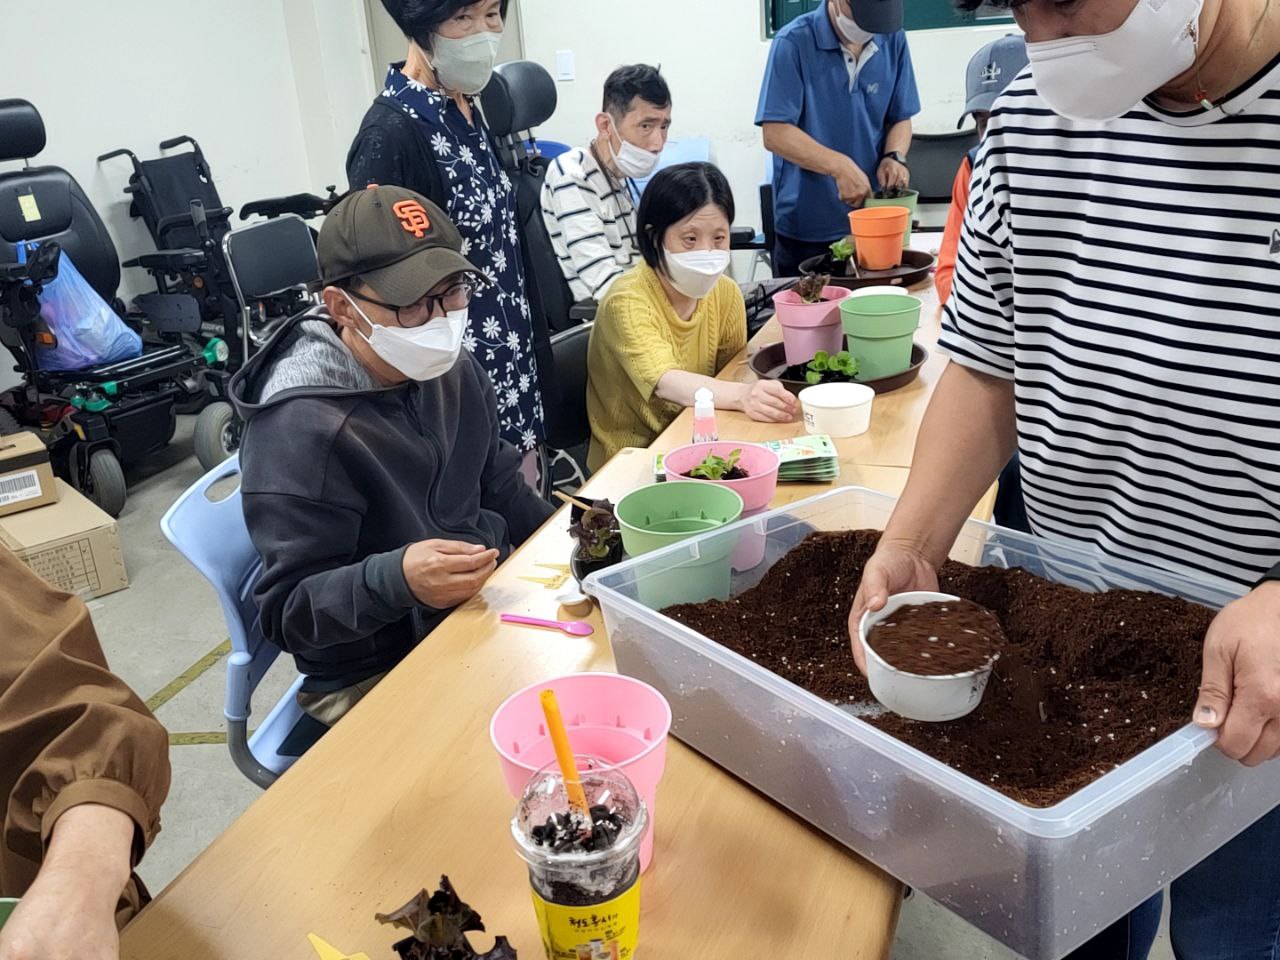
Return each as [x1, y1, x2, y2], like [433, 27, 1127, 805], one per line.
[589, 486, 1280, 960]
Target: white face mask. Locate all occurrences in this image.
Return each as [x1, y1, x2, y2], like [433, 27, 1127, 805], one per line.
[663, 249, 730, 300]
[429, 31, 502, 95]
[345, 293, 466, 381]
[608, 125, 661, 180]
[834, 8, 875, 45]
[1026, 0, 1203, 122]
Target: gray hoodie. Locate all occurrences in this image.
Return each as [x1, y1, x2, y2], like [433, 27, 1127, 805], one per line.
[230, 306, 553, 691]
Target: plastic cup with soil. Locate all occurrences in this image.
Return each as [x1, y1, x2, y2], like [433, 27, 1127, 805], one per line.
[615, 481, 743, 607]
[512, 758, 648, 960]
[859, 592, 1004, 722]
[865, 188, 919, 247]
[772, 274, 853, 367]
[848, 206, 910, 270]
[840, 293, 922, 381]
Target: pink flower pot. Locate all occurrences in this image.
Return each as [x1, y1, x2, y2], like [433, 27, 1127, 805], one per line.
[662, 441, 781, 513]
[773, 286, 853, 367]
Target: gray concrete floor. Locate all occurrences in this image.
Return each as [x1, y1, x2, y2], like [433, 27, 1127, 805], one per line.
[87, 418, 1173, 959]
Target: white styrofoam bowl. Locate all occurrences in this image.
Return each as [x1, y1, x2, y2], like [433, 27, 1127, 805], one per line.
[799, 382, 875, 438]
[850, 285, 912, 298]
[858, 591, 997, 722]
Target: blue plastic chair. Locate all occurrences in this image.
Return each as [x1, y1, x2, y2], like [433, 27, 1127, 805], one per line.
[160, 454, 311, 787]
[629, 136, 712, 196]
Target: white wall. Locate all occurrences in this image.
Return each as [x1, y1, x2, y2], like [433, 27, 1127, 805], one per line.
[520, 1, 1016, 233]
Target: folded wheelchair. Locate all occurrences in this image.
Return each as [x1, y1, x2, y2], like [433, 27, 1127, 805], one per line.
[0, 99, 226, 516]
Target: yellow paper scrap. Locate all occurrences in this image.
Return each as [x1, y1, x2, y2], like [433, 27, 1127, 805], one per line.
[307, 932, 372, 960]
[18, 194, 41, 223]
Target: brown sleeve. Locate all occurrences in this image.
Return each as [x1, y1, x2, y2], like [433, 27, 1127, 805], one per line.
[0, 545, 170, 897]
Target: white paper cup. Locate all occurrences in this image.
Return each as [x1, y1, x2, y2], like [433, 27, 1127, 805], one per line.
[799, 382, 875, 438]
[858, 591, 996, 722]
[850, 285, 911, 298]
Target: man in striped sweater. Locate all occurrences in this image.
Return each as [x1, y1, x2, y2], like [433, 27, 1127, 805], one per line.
[851, 1, 1280, 957]
[540, 65, 672, 303]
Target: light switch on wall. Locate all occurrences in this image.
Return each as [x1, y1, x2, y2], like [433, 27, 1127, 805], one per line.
[555, 50, 575, 81]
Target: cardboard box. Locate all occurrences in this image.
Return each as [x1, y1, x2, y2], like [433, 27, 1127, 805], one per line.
[0, 480, 128, 599]
[0, 431, 58, 517]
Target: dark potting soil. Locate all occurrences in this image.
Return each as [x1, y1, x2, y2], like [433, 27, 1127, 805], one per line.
[530, 804, 626, 854]
[682, 467, 750, 481]
[779, 362, 859, 385]
[867, 599, 1003, 676]
[663, 530, 1214, 807]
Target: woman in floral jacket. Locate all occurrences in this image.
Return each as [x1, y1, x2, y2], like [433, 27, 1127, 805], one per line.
[348, 0, 544, 454]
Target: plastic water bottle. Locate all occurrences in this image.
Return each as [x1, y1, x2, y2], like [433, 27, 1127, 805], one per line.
[692, 387, 719, 443]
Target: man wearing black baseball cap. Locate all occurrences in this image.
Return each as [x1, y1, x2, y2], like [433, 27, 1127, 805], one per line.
[230, 185, 553, 724]
[756, 0, 919, 277]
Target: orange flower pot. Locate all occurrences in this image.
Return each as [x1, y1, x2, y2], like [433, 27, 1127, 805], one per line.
[848, 206, 911, 271]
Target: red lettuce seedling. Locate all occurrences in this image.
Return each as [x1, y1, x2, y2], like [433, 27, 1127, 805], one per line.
[795, 273, 831, 304]
[376, 877, 516, 960]
[569, 500, 620, 561]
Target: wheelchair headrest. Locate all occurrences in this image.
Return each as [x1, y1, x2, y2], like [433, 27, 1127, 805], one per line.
[0, 100, 46, 162]
[482, 61, 557, 138]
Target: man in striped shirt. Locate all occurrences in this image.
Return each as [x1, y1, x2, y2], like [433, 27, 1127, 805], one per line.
[851, 1, 1280, 957]
[540, 65, 672, 303]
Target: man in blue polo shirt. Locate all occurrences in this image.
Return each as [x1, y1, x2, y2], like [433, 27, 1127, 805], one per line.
[756, 0, 920, 277]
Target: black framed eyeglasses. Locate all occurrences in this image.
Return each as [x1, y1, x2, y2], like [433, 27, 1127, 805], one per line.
[347, 279, 476, 328]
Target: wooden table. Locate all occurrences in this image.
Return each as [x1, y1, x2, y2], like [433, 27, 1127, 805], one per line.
[122, 276, 987, 960]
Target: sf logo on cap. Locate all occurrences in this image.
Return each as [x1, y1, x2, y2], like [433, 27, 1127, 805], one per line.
[393, 200, 432, 239]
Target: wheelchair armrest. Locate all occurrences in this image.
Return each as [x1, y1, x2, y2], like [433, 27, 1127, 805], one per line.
[730, 225, 766, 250]
[569, 300, 598, 322]
[239, 193, 330, 221]
[124, 248, 208, 272]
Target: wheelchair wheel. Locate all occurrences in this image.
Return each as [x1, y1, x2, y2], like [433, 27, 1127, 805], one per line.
[78, 448, 127, 518]
[194, 401, 237, 470]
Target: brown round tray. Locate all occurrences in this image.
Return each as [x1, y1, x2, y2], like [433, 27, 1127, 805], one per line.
[798, 249, 935, 291]
[749, 341, 929, 397]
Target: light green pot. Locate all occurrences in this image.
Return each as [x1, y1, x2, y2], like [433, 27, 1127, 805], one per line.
[616, 482, 744, 607]
[865, 189, 919, 246]
[841, 294, 923, 381]
[0, 898, 18, 930]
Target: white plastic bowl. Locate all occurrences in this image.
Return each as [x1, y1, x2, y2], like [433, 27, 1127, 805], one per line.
[850, 285, 911, 298]
[798, 382, 875, 438]
[858, 591, 997, 722]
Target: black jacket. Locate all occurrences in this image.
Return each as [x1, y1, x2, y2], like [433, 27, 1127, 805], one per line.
[347, 98, 445, 207]
[230, 312, 553, 690]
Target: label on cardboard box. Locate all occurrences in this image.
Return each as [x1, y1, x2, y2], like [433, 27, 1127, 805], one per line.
[0, 469, 41, 506]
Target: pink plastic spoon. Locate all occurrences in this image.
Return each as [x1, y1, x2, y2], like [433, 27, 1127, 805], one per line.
[500, 613, 595, 637]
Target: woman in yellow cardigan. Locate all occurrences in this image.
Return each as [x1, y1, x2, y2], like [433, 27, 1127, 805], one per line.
[586, 162, 797, 470]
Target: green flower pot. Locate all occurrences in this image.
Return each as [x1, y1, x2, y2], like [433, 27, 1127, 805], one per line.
[841, 294, 923, 381]
[865, 189, 919, 246]
[616, 481, 744, 607]
[0, 898, 18, 931]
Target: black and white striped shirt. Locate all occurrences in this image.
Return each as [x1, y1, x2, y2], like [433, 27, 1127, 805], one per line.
[940, 55, 1280, 591]
[540, 147, 639, 302]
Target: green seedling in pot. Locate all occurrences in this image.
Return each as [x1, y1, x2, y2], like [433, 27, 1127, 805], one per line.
[794, 272, 832, 304]
[689, 449, 744, 481]
[829, 238, 855, 263]
[569, 500, 620, 560]
[805, 350, 859, 385]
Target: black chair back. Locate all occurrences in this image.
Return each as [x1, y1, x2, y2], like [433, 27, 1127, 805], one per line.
[0, 99, 121, 304]
[909, 130, 982, 205]
[544, 322, 592, 452]
[130, 142, 231, 249]
[223, 215, 319, 302]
